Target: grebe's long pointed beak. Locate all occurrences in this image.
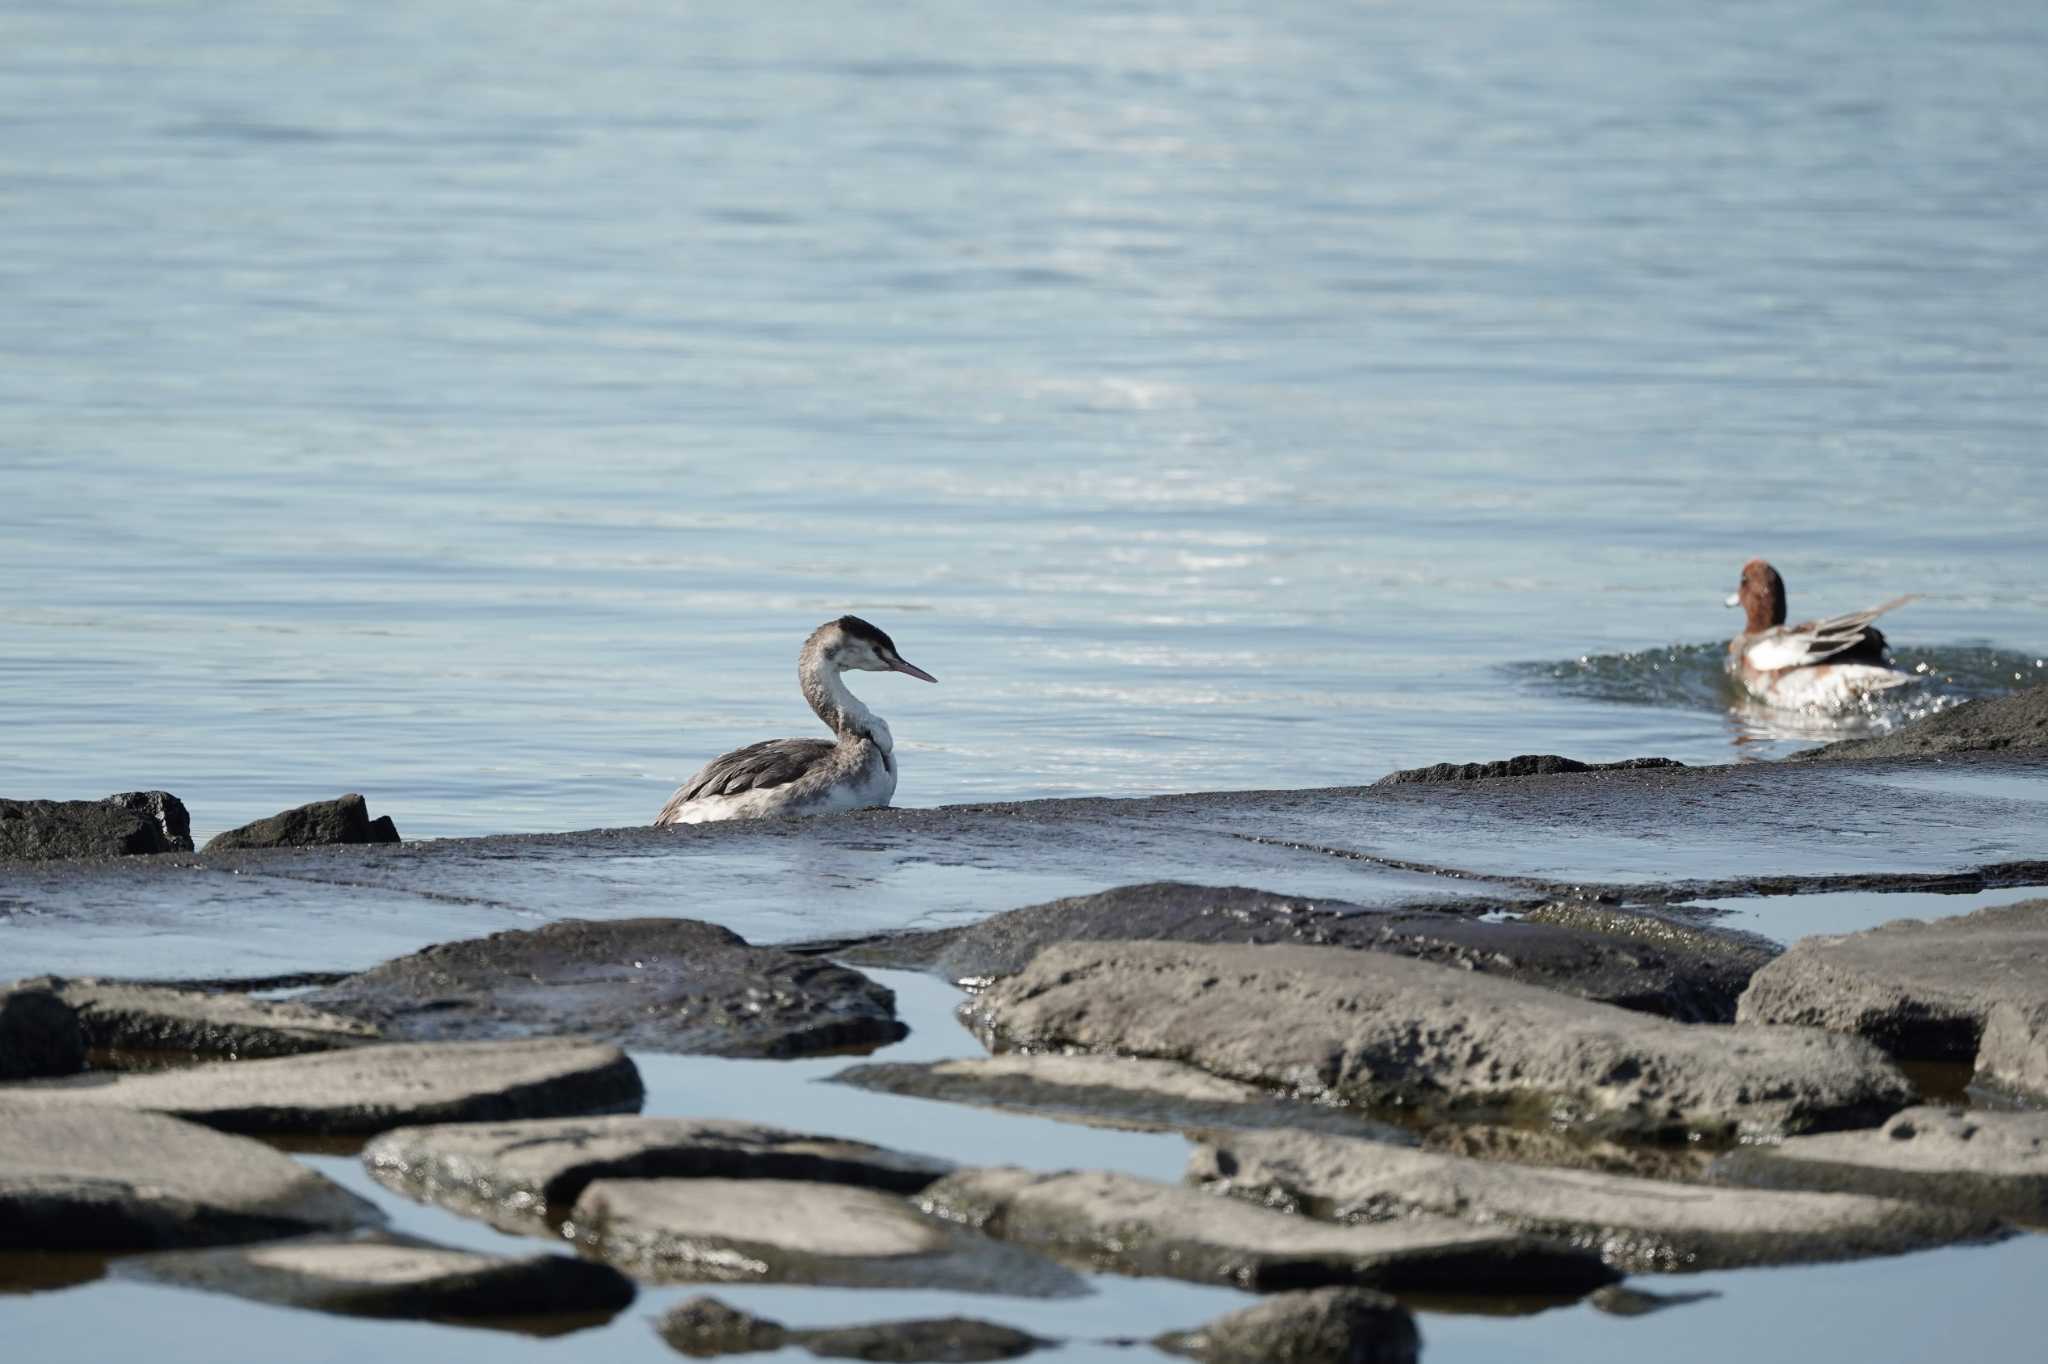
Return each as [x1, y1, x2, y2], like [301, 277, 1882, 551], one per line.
[1724, 593, 1741, 608]
[890, 656, 938, 683]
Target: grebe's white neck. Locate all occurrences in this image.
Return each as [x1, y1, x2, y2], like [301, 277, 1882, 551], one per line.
[800, 654, 894, 753]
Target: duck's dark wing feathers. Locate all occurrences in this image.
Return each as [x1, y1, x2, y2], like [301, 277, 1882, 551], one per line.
[656, 737, 836, 824]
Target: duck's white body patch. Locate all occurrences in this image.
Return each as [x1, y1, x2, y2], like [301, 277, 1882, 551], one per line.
[1732, 658, 1918, 710]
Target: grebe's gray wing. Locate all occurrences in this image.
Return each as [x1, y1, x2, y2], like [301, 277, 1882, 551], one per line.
[655, 737, 837, 824]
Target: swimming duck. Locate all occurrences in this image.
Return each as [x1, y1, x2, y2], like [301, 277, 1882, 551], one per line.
[1726, 559, 1917, 709]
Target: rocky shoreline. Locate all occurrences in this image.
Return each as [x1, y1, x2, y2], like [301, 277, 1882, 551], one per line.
[4, 688, 2047, 1358]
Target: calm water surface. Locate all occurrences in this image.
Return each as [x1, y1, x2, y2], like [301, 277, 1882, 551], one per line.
[4, 0, 2046, 841]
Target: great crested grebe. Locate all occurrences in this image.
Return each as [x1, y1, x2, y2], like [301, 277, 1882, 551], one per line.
[655, 616, 936, 825]
[1726, 558, 1917, 709]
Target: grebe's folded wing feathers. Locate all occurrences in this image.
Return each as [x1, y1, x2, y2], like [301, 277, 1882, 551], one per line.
[657, 738, 836, 823]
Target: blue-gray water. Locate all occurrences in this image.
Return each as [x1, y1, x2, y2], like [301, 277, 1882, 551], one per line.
[5, 0, 2047, 842]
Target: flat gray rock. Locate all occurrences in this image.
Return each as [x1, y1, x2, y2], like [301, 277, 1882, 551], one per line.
[970, 941, 1912, 1140]
[304, 917, 906, 1058]
[831, 1054, 1416, 1144]
[365, 1115, 953, 1231]
[0, 794, 189, 860]
[0, 1106, 379, 1250]
[844, 882, 1774, 1023]
[118, 1230, 633, 1324]
[1796, 683, 2048, 761]
[1736, 900, 2048, 1094]
[1713, 1106, 2048, 1219]
[657, 1295, 1048, 1361]
[1155, 1286, 1420, 1364]
[14, 975, 379, 1058]
[917, 1167, 1616, 1295]
[203, 793, 401, 852]
[1190, 1128, 2001, 1273]
[0, 1037, 642, 1135]
[0, 987, 86, 1079]
[571, 1177, 1088, 1296]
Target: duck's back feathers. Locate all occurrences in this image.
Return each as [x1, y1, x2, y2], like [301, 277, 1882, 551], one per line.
[1738, 594, 1916, 673]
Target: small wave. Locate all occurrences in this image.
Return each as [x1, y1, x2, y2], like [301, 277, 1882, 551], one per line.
[1507, 642, 2047, 743]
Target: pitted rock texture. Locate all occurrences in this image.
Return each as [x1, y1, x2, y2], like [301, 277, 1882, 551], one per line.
[0, 794, 191, 860]
[1375, 754, 1682, 785]
[570, 1177, 1088, 1296]
[1736, 900, 2048, 1094]
[1156, 1286, 1420, 1364]
[202, 793, 401, 852]
[0, 1107, 379, 1250]
[970, 941, 1913, 1140]
[15, 976, 379, 1058]
[305, 917, 906, 1058]
[1713, 1106, 2048, 1219]
[0, 1037, 642, 1136]
[847, 881, 1774, 1022]
[102, 791, 195, 852]
[917, 1167, 1616, 1294]
[365, 1115, 953, 1231]
[1796, 683, 2048, 760]
[118, 1230, 635, 1321]
[1191, 1128, 2001, 1272]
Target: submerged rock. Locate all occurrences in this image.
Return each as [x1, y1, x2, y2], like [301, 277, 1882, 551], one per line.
[918, 1167, 1616, 1295]
[830, 1054, 1415, 1144]
[0, 1037, 642, 1136]
[1736, 900, 2048, 1095]
[1191, 1128, 2001, 1273]
[656, 1296, 1048, 1361]
[659, 1295, 793, 1355]
[1712, 1106, 2048, 1218]
[969, 941, 1912, 1140]
[16, 975, 379, 1058]
[849, 882, 1773, 1023]
[0, 987, 87, 1079]
[305, 917, 906, 1058]
[365, 1115, 953, 1231]
[1155, 1286, 1420, 1364]
[0, 1107, 379, 1250]
[1795, 683, 2048, 761]
[202, 793, 401, 852]
[1374, 754, 1681, 785]
[0, 793, 192, 860]
[118, 1230, 635, 1323]
[570, 1177, 1087, 1297]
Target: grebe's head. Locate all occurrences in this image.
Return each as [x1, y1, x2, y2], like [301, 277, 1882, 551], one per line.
[807, 615, 937, 682]
[1727, 559, 1787, 632]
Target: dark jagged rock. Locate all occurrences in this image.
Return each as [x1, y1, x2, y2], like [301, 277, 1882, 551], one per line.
[305, 917, 906, 1058]
[1156, 1286, 1419, 1364]
[846, 882, 1774, 1023]
[1796, 683, 2048, 761]
[0, 988, 87, 1079]
[101, 791, 194, 852]
[0, 1107, 380, 1250]
[203, 793, 402, 852]
[1375, 754, 1682, 785]
[0, 795, 188, 860]
[15, 976, 378, 1058]
[119, 1230, 635, 1323]
[659, 1295, 791, 1355]
[656, 1296, 1048, 1361]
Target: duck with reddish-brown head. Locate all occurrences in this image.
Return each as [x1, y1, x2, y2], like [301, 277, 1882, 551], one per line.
[1725, 558, 1918, 709]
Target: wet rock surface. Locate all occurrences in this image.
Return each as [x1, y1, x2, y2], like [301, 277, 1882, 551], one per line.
[118, 1229, 635, 1323]
[14, 975, 379, 1058]
[1190, 1128, 2001, 1272]
[831, 1054, 1417, 1144]
[0, 1107, 379, 1250]
[1155, 1286, 1420, 1364]
[1713, 1106, 2048, 1219]
[842, 882, 1776, 1023]
[202, 793, 401, 853]
[918, 1167, 1617, 1294]
[1796, 682, 2048, 761]
[304, 917, 907, 1058]
[570, 1177, 1088, 1296]
[971, 941, 1913, 1139]
[0, 1037, 642, 1136]
[0, 987, 87, 1079]
[1374, 754, 1682, 785]
[657, 1295, 1048, 1361]
[1737, 900, 2048, 1093]
[365, 1115, 953, 1231]
[0, 794, 191, 860]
